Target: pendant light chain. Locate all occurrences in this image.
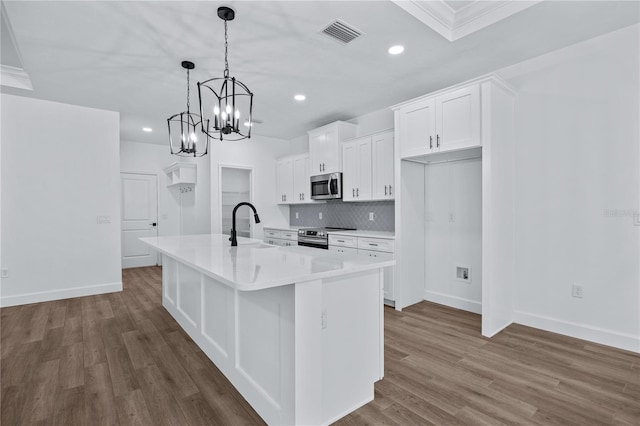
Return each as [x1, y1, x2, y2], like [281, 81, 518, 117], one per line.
[186, 68, 191, 113]
[224, 20, 229, 78]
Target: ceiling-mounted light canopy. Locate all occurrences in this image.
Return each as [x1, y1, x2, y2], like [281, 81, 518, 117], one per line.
[167, 61, 210, 157]
[198, 6, 253, 141]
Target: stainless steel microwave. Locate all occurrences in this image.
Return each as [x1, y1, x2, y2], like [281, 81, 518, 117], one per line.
[310, 172, 342, 200]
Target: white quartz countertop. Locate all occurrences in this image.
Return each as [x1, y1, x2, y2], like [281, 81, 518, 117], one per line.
[327, 230, 395, 239]
[140, 234, 395, 291]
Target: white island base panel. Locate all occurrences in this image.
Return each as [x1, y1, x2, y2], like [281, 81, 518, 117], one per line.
[162, 254, 384, 425]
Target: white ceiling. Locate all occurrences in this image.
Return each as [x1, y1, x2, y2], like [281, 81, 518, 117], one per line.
[1, 1, 638, 145]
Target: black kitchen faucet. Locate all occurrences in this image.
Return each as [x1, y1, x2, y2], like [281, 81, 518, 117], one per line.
[229, 202, 260, 246]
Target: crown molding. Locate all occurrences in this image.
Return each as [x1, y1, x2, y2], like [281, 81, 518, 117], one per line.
[0, 65, 33, 90]
[392, 0, 542, 42]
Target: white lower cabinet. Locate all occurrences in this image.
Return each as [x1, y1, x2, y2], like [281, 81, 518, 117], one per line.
[328, 246, 358, 255]
[329, 235, 396, 305]
[264, 228, 297, 247]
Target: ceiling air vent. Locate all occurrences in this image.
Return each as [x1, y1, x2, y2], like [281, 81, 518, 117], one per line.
[321, 19, 363, 45]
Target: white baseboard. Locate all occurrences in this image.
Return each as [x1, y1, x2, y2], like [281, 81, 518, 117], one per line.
[513, 310, 640, 354]
[0, 281, 122, 307]
[424, 290, 482, 314]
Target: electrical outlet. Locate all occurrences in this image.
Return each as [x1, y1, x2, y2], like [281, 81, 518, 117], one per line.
[572, 284, 584, 298]
[1, 269, 8, 278]
[319, 212, 323, 220]
[369, 212, 375, 221]
[96, 215, 111, 224]
[295, 212, 299, 219]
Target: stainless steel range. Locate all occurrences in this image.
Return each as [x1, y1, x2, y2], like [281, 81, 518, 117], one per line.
[297, 227, 356, 249]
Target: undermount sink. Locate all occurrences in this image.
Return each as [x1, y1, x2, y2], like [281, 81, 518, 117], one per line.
[234, 242, 273, 249]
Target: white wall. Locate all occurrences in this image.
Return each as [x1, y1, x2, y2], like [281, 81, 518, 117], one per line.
[210, 135, 291, 240]
[353, 108, 394, 137]
[120, 140, 210, 237]
[498, 24, 640, 351]
[424, 158, 482, 313]
[0, 94, 121, 307]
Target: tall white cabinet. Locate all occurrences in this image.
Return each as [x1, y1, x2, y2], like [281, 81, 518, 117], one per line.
[392, 74, 516, 338]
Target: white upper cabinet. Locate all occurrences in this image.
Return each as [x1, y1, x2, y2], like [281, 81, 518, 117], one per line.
[342, 136, 372, 201]
[276, 157, 293, 204]
[342, 130, 394, 202]
[399, 98, 436, 158]
[435, 85, 480, 152]
[277, 154, 312, 205]
[397, 83, 480, 159]
[371, 131, 394, 200]
[308, 121, 357, 176]
[292, 154, 311, 203]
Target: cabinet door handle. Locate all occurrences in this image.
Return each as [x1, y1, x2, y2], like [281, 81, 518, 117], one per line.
[369, 243, 378, 246]
[389, 185, 392, 196]
[302, 193, 304, 200]
[356, 188, 359, 197]
[337, 240, 345, 243]
[429, 136, 433, 149]
[385, 185, 387, 195]
[284, 194, 287, 201]
[352, 188, 355, 197]
[437, 134, 440, 148]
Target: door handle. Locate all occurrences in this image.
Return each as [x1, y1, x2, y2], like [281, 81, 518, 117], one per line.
[151, 223, 157, 227]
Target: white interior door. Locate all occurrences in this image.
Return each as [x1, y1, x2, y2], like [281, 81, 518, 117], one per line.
[121, 173, 158, 268]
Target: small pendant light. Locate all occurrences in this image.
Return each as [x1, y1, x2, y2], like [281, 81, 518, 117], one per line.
[167, 61, 210, 157]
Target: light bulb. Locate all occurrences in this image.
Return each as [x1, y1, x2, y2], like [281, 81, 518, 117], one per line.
[190, 132, 197, 142]
[235, 110, 240, 119]
[225, 104, 231, 114]
[221, 111, 227, 120]
[214, 105, 220, 115]
[181, 133, 186, 142]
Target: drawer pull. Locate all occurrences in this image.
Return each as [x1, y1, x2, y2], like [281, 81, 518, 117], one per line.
[337, 240, 345, 243]
[369, 243, 378, 246]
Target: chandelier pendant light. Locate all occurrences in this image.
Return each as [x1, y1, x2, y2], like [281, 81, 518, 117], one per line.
[198, 6, 253, 141]
[167, 61, 210, 157]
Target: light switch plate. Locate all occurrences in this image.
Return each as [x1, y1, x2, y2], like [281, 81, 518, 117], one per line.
[295, 212, 299, 219]
[369, 212, 375, 221]
[319, 212, 323, 220]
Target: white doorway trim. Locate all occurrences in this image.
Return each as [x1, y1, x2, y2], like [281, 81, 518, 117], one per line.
[218, 164, 254, 238]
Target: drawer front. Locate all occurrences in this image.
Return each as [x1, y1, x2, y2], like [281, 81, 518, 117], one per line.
[328, 235, 358, 248]
[328, 246, 358, 255]
[280, 231, 298, 241]
[358, 237, 395, 253]
[357, 249, 394, 261]
[264, 229, 281, 239]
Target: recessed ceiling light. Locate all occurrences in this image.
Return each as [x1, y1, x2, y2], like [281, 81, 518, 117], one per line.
[294, 94, 306, 101]
[388, 45, 404, 55]
[142, 127, 153, 132]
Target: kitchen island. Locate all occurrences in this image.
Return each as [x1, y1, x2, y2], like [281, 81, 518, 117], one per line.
[140, 233, 395, 426]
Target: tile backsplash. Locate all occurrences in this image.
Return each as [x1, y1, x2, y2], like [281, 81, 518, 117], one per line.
[289, 200, 394, 231]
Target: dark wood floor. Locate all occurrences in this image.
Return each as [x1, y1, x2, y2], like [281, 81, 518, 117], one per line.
[1, 267, 638, 425]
